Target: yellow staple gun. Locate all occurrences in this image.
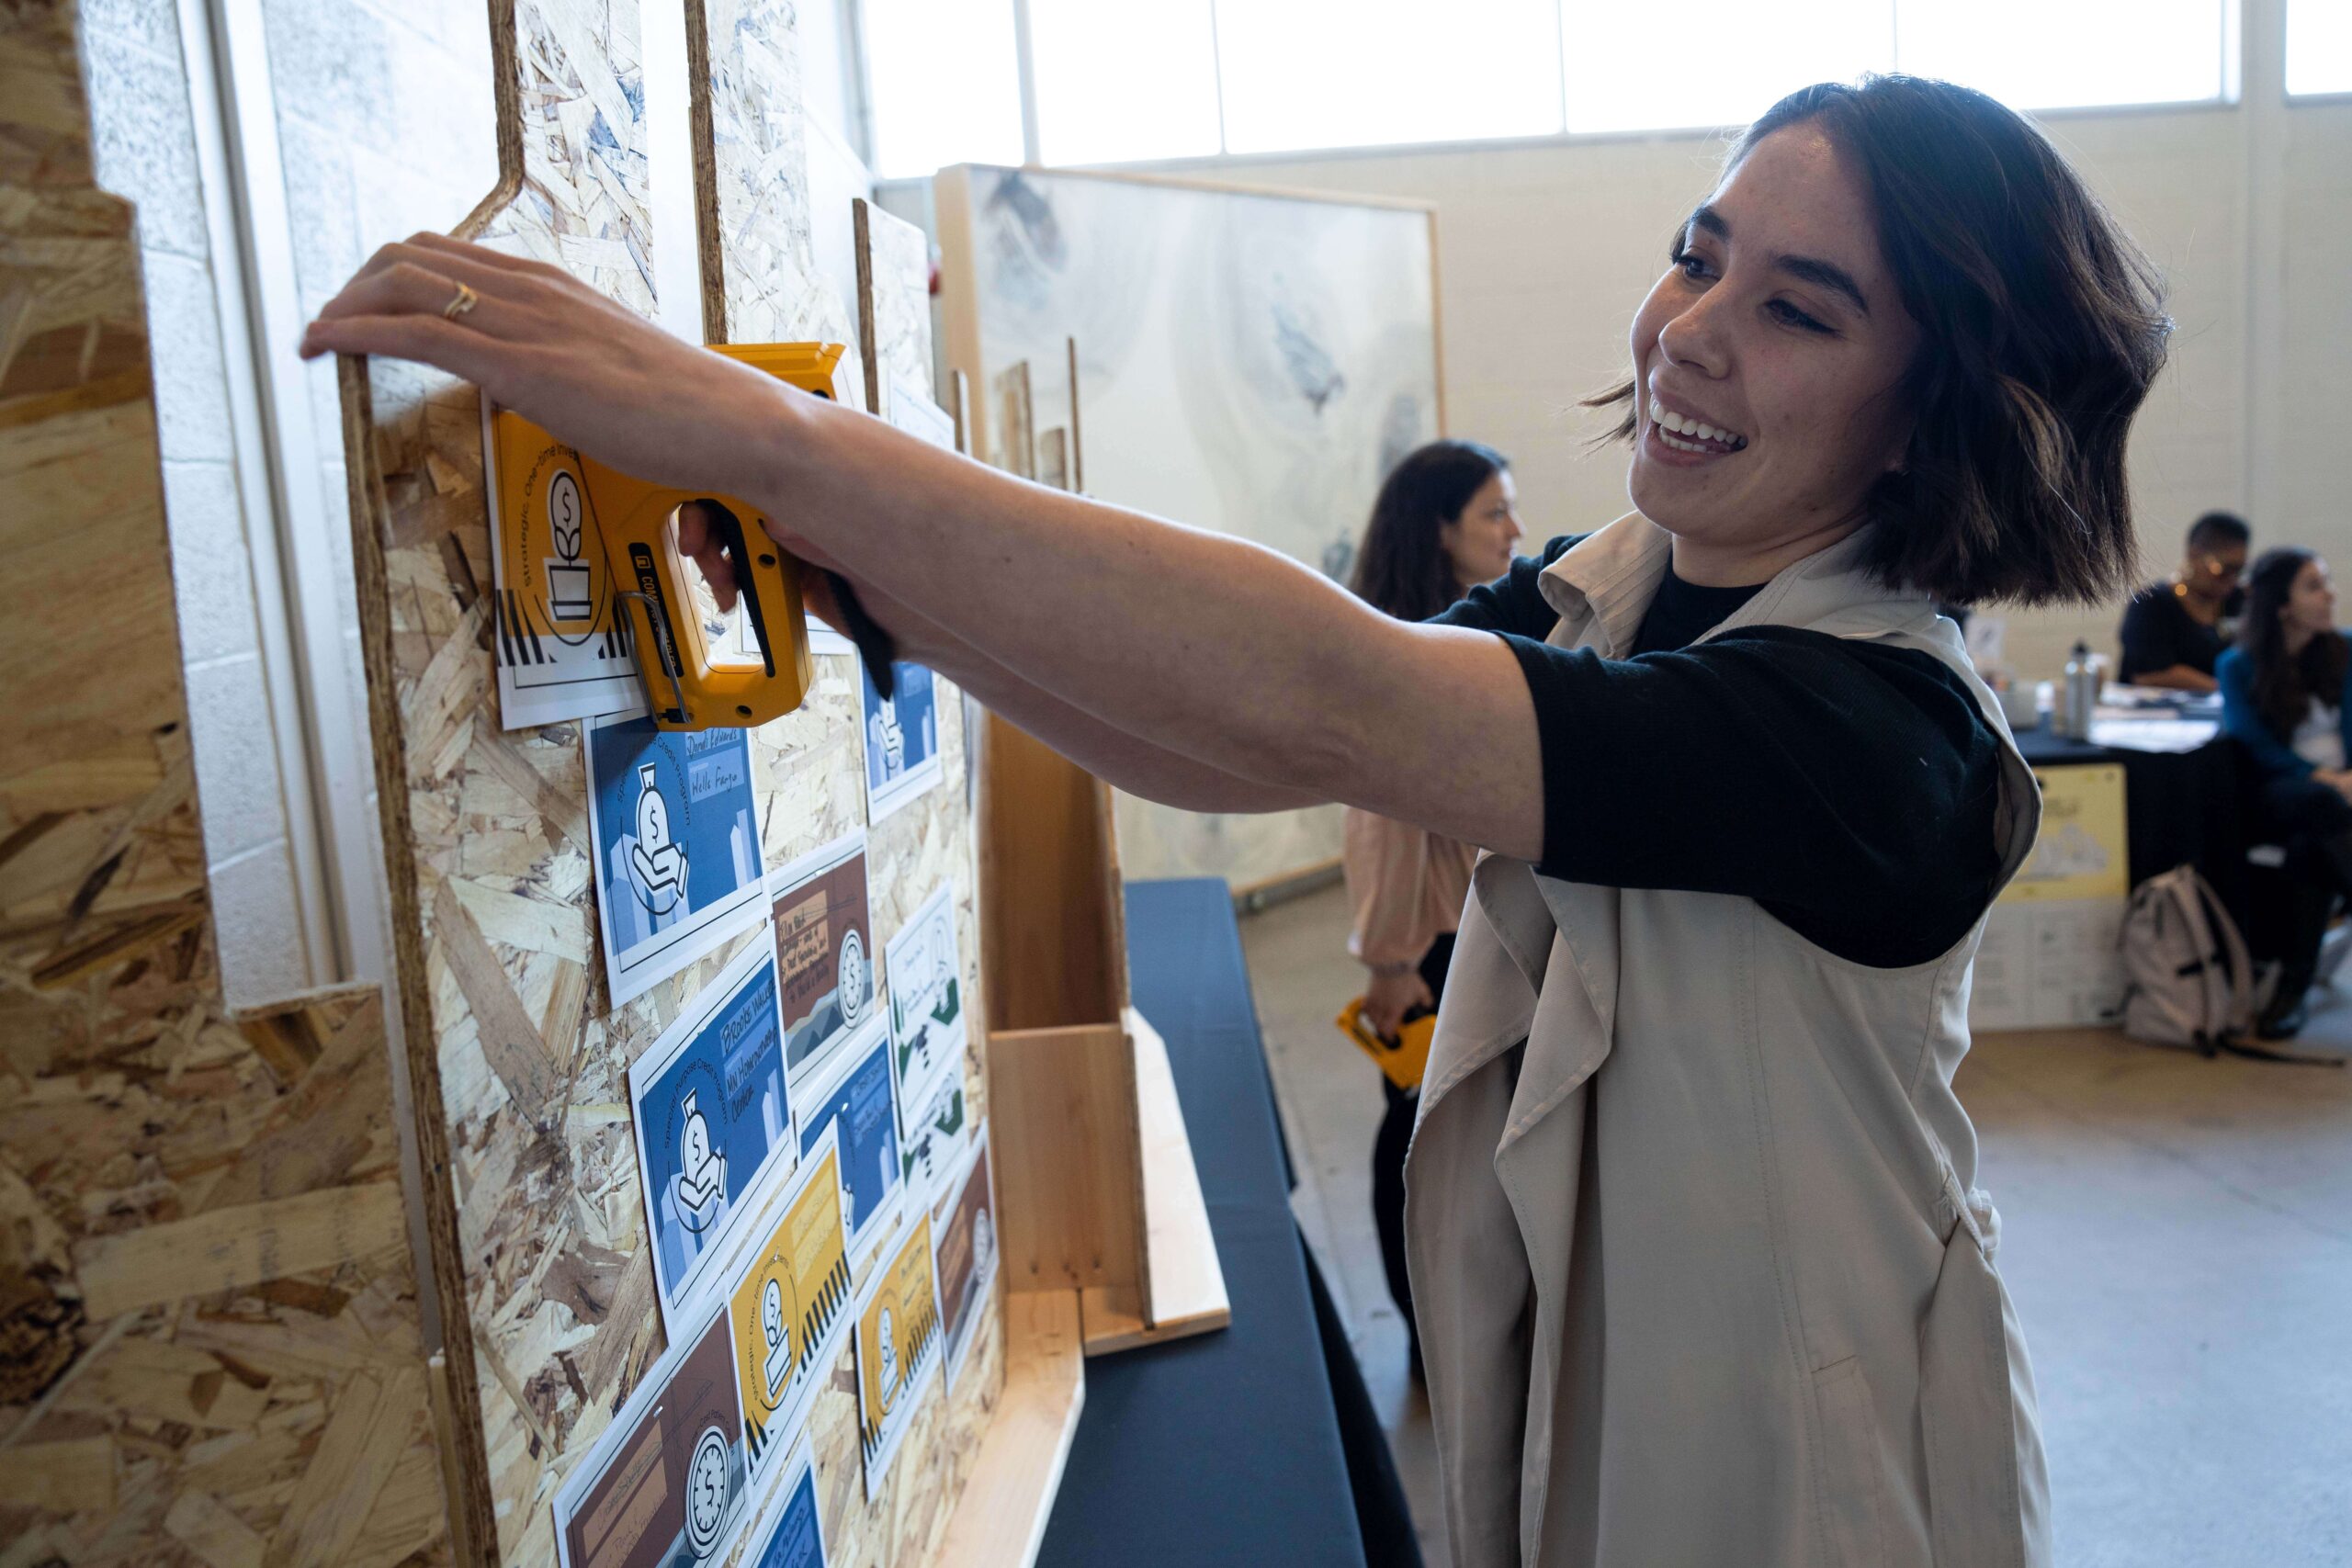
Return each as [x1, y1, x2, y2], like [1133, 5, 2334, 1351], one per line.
[486, 341, 898, 730]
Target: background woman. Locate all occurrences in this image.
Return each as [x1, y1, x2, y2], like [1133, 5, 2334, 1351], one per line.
[304, 73, 2167, 1568]
[2220, 548, 2352, 1038]
[1344, 437, 1521, 1378]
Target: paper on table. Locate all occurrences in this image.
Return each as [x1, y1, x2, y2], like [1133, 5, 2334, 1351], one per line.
[2086, 716, 2219, 754]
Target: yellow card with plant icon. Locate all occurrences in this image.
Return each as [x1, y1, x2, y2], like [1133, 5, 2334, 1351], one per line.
[852, 1209, 944, 1499]
[723, 1123, 853, 1483]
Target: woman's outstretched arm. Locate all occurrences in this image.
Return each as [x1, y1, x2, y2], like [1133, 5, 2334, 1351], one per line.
[802, 575, 1322, 814]
[302, 234, 1544, 859]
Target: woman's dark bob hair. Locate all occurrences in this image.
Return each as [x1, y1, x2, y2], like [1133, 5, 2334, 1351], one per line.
[1590, 74, 2172, 607]
[1351, 439, 1511, 623]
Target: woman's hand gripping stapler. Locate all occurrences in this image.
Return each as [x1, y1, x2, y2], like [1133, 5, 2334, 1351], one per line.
[485, 341, 898, 730]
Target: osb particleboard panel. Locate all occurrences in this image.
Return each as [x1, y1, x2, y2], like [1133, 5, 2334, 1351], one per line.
[700, 17, 1001, 1563]
[855, 197, 933, 426]
[341, 1, 998, 1562]
[472, 0, 654, 310]
[0, 9, 447, 1565]
[339, 2, 664, 1560]
[686, 0, 865, 413]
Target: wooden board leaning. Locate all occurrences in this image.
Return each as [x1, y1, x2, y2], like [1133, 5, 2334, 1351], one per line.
[0, 10, 449, 1563]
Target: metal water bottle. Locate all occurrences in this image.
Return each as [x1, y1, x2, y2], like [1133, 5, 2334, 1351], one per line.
[2062, 640, 2100, 739]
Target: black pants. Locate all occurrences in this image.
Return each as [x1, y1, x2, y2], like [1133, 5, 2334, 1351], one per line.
[1372, 931, 1454, 1371]
[2253, 773, 2352, 1013]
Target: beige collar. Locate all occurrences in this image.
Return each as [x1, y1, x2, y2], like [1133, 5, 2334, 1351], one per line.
[1537, 513, 1934, 655]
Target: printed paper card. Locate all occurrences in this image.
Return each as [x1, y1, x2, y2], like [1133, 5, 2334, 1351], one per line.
[768, 832, 876, 1089]
[794, 1019, 903, 1261]
[853, 1209, 944, 1500]
[931, 1134, 998, 1391]
[741, 1438, 825, 1568]
[484, 405, 644, 728]
[719, 1124, 854, 1483]
[628, 939, 794, 1329]
[884, 880, 967, 1120]
[554, 1300, 752, 1568]
[899, 1068, 968, 1201]
[860, 660, 944, 825]
[587, 712, 769, 1007]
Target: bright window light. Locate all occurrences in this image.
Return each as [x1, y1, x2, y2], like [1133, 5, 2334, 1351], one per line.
[1895, 0, 2226, 110]
[1031, 0, 1224, 164]
[1216, 0, 1565, 156]
[1562, 0, 1892, 134]
[2289, 0, 2352, 96]
[864, 0, 1026, 177]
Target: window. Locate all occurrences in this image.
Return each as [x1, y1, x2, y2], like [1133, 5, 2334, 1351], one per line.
[863, 0, 1025, 177]
[2289, 0, 2352, 96]
[864, 0, 2245, 168]
[1030, 0, 1222, 164]
[1563, 0, 1889, 134]
[1895, 0, 2227, 112]
[1216, 0, 1564, 155]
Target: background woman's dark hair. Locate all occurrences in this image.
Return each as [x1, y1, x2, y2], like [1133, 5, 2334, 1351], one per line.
[2238, 547, 2348, 739]
[1351, 439, 1510, 621]
[1588, 74, 2172, 607]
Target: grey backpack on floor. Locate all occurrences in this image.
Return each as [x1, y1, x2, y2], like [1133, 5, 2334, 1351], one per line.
[2117, 865, 2255, 1054]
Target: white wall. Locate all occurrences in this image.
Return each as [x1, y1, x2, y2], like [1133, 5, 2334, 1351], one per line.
[1134, 95, 2352, 680]
[80, 0, 332, 1003]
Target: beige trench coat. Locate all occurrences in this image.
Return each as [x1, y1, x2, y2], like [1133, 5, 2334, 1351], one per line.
[1407, 516, 2052, 1568]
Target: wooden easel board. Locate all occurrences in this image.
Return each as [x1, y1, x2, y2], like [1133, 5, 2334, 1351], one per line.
[337, 3, 1004, 1562]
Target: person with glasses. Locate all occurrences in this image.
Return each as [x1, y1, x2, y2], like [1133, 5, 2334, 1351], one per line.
[2117, 510, 2252, 692]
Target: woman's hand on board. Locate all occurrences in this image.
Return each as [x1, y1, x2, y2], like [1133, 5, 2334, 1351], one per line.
[300, 232, 798, 510]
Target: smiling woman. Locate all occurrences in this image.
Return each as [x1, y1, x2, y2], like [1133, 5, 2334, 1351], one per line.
[1591, 78, 2167, 604]
[300, 72, 2166, 1568]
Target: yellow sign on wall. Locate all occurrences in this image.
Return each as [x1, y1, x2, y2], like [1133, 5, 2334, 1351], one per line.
[2000, 763, 2130, 904]
[727, 1133, 851, 1483]
[854, 1210, 944, 1499]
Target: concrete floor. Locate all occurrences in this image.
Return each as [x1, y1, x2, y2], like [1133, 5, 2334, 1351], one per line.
[1238, 882, 2352, 1568]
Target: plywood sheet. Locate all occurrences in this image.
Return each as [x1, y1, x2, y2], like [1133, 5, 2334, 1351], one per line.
[686, 0, 865, 411]
[339, 2, 1003, 1562]
[1, 10, 447, 1564]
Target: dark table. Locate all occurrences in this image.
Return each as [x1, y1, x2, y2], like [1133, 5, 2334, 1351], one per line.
[1036, 878, 1389, 1568]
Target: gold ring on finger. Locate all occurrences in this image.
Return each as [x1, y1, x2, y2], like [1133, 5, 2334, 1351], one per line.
[443, 281, 480, 321]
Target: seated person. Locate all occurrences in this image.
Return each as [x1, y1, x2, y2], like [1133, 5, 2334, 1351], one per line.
[2218, 547, 2352, 1038]
[2118, 510, 2250, 691]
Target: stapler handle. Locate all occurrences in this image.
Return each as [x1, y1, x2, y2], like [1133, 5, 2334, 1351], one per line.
[822, 574, 898, 699]
[582, 457, 815, 730]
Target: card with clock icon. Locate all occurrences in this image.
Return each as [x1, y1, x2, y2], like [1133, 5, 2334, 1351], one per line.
[767, 830, 873, 1089]
[553, 1298, 751, 1568]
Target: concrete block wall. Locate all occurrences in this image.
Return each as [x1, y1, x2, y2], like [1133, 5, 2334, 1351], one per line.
[79, 0, 317, 1004]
